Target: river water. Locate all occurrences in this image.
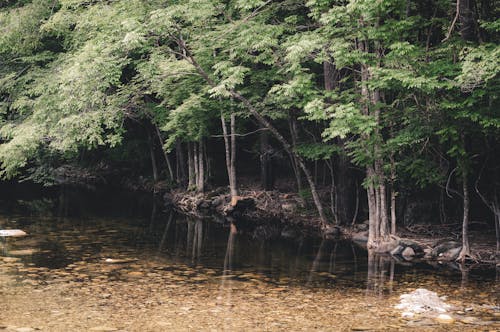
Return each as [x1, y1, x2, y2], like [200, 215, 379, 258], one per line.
[0, 190, 499, 331]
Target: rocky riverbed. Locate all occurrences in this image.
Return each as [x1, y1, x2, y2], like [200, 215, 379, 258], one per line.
[1, 209, 499, 331]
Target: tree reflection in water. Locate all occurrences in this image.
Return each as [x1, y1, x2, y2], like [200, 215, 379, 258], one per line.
[366, 250, 395, 296]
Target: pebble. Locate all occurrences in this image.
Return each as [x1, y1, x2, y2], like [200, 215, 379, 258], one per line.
[89, 326, 118, 331]
[14, 328, 36, 332]
[435, 314, 455, 324]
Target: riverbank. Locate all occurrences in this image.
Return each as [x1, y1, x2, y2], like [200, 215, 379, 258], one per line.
[166, 187, 499, 268]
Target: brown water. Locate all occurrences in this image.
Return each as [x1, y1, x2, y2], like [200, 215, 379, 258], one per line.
[0, 194, 499, 331]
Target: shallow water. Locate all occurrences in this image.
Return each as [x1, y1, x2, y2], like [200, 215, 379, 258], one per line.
[0, 192, 499, 331]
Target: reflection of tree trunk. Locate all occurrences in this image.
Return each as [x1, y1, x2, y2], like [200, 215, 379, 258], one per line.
[192, 219, 203, 261]
[223, 224, 237, 273]
[308, 240, 325, 284]
[158, 212, 174, 252]
[186, 219, 194, 256]
[460, 264, 469, 289]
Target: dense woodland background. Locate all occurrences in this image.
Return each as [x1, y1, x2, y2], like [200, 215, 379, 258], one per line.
[0, 0, 499, 257]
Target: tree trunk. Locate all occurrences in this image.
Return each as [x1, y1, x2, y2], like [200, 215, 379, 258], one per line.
[176, 140, 187, 186]
[230, 113, 237, 198]
[153, 124, 174, 181]
[259, 129, 273, 190]
[197, 139, 205, 192]
[221, 112, 238, 198]
[148, 132, 159, 183]
[458, 165, 471, 261]
[288, 112, 303, 193]
[324, 58, 354, 225]
[459, 0, 477, 41]
[188, 142, 195, 190]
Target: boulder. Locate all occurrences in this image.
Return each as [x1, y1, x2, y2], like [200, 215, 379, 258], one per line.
[323, 225, 340, 239]
[352, 231, 368, 243]
[431, 241, 462, 261]
[402, 246, 416, 259]
[0, 229, 27, 237]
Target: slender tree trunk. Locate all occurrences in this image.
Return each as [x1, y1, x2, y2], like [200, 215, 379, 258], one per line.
[288, 112, 303, 193]
[197, 139, 205, 192]
[193, 142, 199, 189]
[221, 112, 238, 199]
[176, 140, 187, 186]
[230, 113, 237, 198]
[188, 143, 195, 189]
[148, 132, 159, 183]
[260, 129, 273, 190]
[459, 165, 471, 261]
[493, 203, 500, 257]
[390, 153, 397, 234]
[153, 124, 174, 181]
[459, 0, 476, 41]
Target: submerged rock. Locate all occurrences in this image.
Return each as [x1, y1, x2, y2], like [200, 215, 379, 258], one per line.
[395, 288, 452, 314]
[0, 229, 27, 237]
[435, 314, 455, 324]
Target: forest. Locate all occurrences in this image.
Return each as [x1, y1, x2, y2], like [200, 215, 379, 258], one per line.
[1, 0, 499, 261]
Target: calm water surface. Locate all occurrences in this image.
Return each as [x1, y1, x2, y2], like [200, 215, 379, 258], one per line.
[0, 189, 499, 331]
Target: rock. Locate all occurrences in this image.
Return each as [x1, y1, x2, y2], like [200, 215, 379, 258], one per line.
[281, 202, 297, 213]
[104, 258, 138, 264]
[8, 249, 37, 256]
[398, 239, 425, 255]
[435, 314, 455, 324]
[395, 288, 452, 314]
[402, 247, 416, 259]
[14, 328, 36, 332]
[0, 229, 27, 237]
[323, 225, 340, 238]
[374, 236, 400, 253]
[89, 326, 118, 331]
[401, 312, 415, 319]
[431, 241, 462, 261]
[352, 231, 368, 243]
[356, 223, 369, 231]
[390, 245, 405, 256]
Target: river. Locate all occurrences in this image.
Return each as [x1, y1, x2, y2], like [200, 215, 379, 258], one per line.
[0, 189, 498, 331]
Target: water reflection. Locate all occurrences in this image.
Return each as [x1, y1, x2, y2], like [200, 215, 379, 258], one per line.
[366, 251, 395, 296]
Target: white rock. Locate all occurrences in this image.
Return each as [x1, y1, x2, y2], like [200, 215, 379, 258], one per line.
[0, 229, 27, 237]
[436, 314, 455, 324]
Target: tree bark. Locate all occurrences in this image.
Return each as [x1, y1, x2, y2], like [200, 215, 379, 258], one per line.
[259, 129, 273, 190]
[176, 140, 187, 186]
[197, 139, 205, 192]
[288, 112, 303, 193]
[459, 0, 476, 41]
[230, 113, 237, 197]
[458, 164, 471, 261]
[187, 142, 195, 189]
[221, 112, 238, 198]
[148, 132, 159, 183]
